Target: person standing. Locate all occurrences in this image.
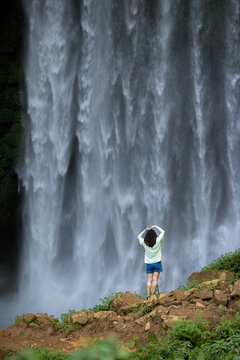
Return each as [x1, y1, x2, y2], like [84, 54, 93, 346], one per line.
[138, 225, 165, 300]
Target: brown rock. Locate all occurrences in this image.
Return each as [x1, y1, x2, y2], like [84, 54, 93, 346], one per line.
[207, 303, 218, 311]
[172, 289, 191, 302]
[188, 270, 236, 284]
[21, 314, 37, 323]
[230, 280, 240, 299]
[158, 293, 169, 299]
[145, 322, 151, 331]
[111, 293, 143, 314]
[159, 292, 181, 306]
[229, 300, 240, 311]
[147, 305, 169, 318]
[213, 290, 228, 306]
[193, 290, 213, 300]
[196, 302, 205, 308]
[67, 310, 94, 325]
[219, 281, 230, 292]
[94, 311, 117, 321]
[135, 315, 148, 326]
[199, 279, 219, 290]
[161, 315, 181, 329]
[35, 313, 57, 325]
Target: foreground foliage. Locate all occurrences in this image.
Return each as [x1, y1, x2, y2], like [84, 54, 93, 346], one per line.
[8, 312, 240, 360]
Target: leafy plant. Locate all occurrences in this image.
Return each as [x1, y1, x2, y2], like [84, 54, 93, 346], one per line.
[227, 275, 239, 285]
[170, 314, 210, 347]
[7, 346, 69, 360]
[14, 314, 25, 323]
[139, 304, 152, 316]
[92, 292, 129, 312]
[213, 312, 240, 340]
[208, 284, 220, 291]
[131, 308, 139, 313]
[202, 248, 240, 273]
[60, 310, 76, 323]
[70, 337, 129, 360]
[218, 306, 228, 313]
[25, 317, 40, 326]
[178, 279, 199, 290]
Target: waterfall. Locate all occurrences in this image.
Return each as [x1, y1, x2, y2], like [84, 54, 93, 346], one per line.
[1, 0, 240, 327]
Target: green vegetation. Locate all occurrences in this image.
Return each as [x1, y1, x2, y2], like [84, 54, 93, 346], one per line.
[14, 314, 25, 324]
[8, 312, 240, 360]
[208, 284, 220, 291]
[129, 312, 240, 360]
[91, 292, 130, 312]
[7, 338, 128, 360]
[178, 279, 199, 290]
[52, 310, 81, 335]
[25, 318, 40, 326]
[227, 275, 239, 285]
[139, 304, 152, 316]
[60, 310, 76, 323]
[91, 293, 117, 312]
[202, 248, 240, 274]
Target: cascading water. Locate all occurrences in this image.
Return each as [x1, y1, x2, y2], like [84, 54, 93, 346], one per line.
[1, 0, 240, 327]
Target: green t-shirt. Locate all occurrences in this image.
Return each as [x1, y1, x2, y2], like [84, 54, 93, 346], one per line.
[138, 227, 164, 264]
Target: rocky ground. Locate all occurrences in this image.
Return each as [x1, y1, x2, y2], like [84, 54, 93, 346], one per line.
[1, 269, 240, 359]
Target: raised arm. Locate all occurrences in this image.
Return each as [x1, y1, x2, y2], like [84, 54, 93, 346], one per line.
[151, 225, 165, 243]
[138, 227, 149, 244]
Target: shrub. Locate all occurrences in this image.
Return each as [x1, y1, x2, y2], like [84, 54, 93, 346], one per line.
[227, 275, 239, 285]
[178, 279, 199, 290]
[170, 314, 210, 347]
[202, 248, 240, 273]
[70, 337, 129, 360]
[213, 312, 240, 340]
[139, 304, 152, 316]
[14, 314, 25, 323]
[92, 292, 129, 312]
[190, 334, 240, 360]
[60, 310, 76, 323]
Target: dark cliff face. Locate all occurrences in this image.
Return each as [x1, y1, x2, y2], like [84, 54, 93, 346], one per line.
[0, 0, 24, 294]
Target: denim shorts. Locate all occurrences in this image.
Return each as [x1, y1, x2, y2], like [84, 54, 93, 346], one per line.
[146, 261, 163, 274]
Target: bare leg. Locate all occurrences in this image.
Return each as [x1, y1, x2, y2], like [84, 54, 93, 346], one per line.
[147, 273, 153, 298]
[152, 272, 160, 295]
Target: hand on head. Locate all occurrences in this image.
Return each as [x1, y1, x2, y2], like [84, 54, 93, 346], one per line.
[145, 226, 155, 231]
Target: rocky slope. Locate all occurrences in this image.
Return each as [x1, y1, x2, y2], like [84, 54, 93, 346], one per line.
[0, 270, 240, 358]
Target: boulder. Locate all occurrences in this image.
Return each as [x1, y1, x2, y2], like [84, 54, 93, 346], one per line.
[171, 289, 191, 302]
[213, 290, 228, 306]
[195, 302, 205, 308]
[192, 290, 213, 300]
[149, 305, 169, 317]
[19, 314, 37, 323]
[94, 311, 117, 322]
[135, 305, 168, 327]
[228, 300, 240, 312]
[219, 281, 230, 292]
[144, 294, 158, 308]
[199, 279, 219, 290]
[111, 293, 143, 314]
[188, 270, 236, 284]
[145, 322, 151, 331]
[161, 315, 181, 330]
[230, 280, 240, 299]
[35, 313, 57, 325]
[159, 292, 181, 306]
[66, 310, 94, 325]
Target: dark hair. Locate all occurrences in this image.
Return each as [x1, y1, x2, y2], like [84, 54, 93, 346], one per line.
[144, 229, 157, 248]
